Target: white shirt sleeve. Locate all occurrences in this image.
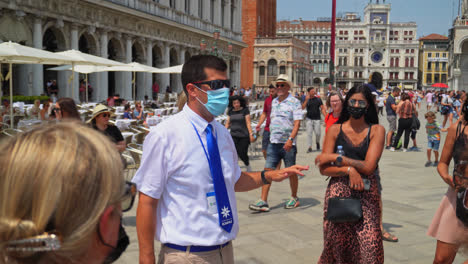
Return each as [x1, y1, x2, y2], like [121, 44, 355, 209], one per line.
[293, 99, 304, 121]
[131, 130, 168, 199]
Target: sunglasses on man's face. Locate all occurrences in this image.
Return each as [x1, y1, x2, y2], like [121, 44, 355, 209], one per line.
[100, 113, 110, 118]
[349, 99, 368, 108]
[193, 79, 230, 90]
[276, 84, 287, 88]
[121, 181, 137, 212]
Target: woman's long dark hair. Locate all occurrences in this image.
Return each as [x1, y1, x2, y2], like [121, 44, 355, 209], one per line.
[337, 85, 379, 124]
[370, 73, 383, 89]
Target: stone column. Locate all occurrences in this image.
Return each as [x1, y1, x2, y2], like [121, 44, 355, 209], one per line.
[178, 47, 185, 93]
[125, 36, 133, 100]
[32, 17, 43, 96]
[99, 31, 109, 102]
[70, 25, 79, 101]
[146, 40, 153, 99]
[161, 43, 170, 94]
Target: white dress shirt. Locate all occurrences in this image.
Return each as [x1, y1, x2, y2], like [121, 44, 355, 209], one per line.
[132, 104, 241, 246]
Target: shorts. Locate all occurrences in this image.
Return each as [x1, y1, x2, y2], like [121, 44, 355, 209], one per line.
[427, 102, 433, 106]
[262, 130, 270, 151]
[387, 115, 397, 131]
[428, 139, 440, 151]
[265, 143, 297, 169]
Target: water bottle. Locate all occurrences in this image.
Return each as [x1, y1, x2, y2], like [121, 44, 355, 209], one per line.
[337, 145, 345, 156]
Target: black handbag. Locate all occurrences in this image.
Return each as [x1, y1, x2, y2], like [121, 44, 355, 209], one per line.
[411, 115, 420, 130]
[326, 197, 363, 223]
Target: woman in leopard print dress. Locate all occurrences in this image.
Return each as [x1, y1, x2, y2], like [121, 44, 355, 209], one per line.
[316, 85, 385, 263]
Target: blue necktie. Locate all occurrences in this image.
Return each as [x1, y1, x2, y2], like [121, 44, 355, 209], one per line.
[205, 124, 233, 233]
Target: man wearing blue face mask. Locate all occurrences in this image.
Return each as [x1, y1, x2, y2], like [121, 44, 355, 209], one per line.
[132, 55, 309, 264]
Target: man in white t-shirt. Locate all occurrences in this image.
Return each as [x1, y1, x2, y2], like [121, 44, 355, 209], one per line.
[132, 55, 308, 264]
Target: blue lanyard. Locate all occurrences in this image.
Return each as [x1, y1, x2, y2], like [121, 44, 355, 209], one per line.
[190, 122, 211, 164]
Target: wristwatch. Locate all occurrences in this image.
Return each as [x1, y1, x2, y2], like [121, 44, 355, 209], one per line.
[261, 170, 271, 185]
[288, 137, 294, 141]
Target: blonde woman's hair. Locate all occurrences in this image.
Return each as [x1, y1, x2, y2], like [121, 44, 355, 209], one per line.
[0, 122, 124, 264]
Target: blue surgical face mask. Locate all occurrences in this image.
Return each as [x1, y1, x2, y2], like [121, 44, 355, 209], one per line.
[195, 85, 230, 116]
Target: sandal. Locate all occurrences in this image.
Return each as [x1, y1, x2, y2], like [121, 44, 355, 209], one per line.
[382, 230, 398, 242]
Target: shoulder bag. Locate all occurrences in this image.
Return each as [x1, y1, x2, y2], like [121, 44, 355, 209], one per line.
[326, 196, 363, 223]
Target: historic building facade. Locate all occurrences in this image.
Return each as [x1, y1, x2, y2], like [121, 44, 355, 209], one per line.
[0, 0, 245, 102]
[418, 34, 449, 90]
[276, 19, 331, 87]
[252, 37, 311, 90]
[448, 0, 468, 91]
[335, 1, 419, 90]
[240, 0, 276, 89]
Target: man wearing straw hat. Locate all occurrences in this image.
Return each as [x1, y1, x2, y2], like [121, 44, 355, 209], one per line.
[132, 55, 308, 264]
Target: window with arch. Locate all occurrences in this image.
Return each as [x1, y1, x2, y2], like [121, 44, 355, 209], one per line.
[267, 59, 278, 76]
[211, 0, 215, 23]
[405, 58, 409, 67]
[319, 43, 323, 55]
[170, 0, 176, 8]
[280, 66, 286, 74]
[410, 57, 414, 67]
[259, 66, 265, 78]
[313, 43, 317, 55]
[318, 60, 323, 72]
[359, 57, 363, 66]
[324, 61, 328, 72]
[185, 0, 190, 13]
[230, 1, 235, 29]
[199, 0, 203, 18]
[324, 43, 329, 55]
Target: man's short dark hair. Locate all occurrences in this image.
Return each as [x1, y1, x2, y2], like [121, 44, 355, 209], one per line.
[269, 84, 275, 89]
[181, 55, 227, 95]
[392, 87, 401, 93]
[307, 87, 315, 93]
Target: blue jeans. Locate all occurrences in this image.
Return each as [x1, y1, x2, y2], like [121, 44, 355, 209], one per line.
[262, 130, 270, 151]
[265, 143, 297, 169]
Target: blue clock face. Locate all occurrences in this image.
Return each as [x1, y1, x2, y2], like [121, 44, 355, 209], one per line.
[371, 52, 383, 63]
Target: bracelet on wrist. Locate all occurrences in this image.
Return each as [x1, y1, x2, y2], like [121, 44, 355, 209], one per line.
[347, 166, 351, 175]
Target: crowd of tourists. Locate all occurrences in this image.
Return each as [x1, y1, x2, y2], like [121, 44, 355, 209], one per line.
[1, 54, 468, 264]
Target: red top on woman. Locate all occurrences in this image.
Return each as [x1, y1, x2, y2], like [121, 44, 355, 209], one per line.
[325, 112, 339, 132]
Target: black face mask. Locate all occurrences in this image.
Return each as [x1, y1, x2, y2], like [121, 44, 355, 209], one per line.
[347, 106, 367, 119]
[102, 224, 130, 264]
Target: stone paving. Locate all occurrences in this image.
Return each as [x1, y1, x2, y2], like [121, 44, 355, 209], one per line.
[117, 102, 466, 264]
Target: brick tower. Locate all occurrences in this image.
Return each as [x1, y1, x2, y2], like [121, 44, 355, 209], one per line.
[241, 0, 276, 90]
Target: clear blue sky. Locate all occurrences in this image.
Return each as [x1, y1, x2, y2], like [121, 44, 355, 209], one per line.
[277, 0, 457, 38]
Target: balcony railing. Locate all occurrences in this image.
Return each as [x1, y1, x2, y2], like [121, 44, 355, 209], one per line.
[103, 0, 242, 41]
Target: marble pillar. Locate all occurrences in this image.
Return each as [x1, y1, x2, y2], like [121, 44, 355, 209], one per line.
[146, 41, 153, 99]
[32, 17, 43, 96]
[99, 31, 109, 102]
[125, 37, 132, 100]
[162, 43, 170, 94]
[70, 26, 79, 101]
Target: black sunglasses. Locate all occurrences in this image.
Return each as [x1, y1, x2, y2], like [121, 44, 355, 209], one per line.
[193, 79, 230, 90]
[122, 181, 137, 212]
[276, 84, 287, 88]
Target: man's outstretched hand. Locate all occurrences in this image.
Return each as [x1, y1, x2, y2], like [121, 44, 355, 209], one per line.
[267, 165, 309, 182]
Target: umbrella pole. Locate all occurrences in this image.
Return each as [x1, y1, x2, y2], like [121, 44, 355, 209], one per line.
[72, 63, 75, 100]
[133, 71, 136, 101]
[9, 63, 13, 128]
[85, 73, 88, 103]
